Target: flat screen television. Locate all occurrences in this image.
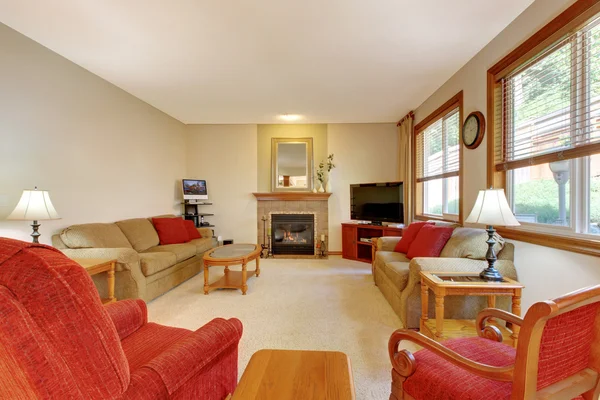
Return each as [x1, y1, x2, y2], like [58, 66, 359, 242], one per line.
[350, 182, 404, 224]
[182, 179, 208, 200]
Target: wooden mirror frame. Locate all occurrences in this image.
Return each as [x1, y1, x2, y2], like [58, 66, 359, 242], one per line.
[271, 137, 314, 192]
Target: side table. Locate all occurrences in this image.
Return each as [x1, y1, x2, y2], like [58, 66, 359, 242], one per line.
[419, 271, 524, 347]
[73, 258, 117, 304]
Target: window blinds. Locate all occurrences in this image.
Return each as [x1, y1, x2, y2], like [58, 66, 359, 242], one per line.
[416, 107, 460, 182]
[495, 15, 600, 171]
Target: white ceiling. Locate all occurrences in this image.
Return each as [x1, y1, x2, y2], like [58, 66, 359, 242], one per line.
[0, 0, 534, 124]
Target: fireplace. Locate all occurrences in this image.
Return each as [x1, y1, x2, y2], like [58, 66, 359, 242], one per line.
[271, 214, 315, 255]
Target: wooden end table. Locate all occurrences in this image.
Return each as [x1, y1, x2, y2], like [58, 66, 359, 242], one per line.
[73, 258, 117, 304]
[419, 271, 524, 347]
[232, 349, 355, 400]
[203, 244, 261, 295]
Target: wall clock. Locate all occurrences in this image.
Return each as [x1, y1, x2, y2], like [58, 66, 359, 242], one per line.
[462, 111, 485, 149]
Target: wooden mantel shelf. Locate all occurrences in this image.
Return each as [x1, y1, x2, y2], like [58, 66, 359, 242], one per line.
[252, 192, 332, 201]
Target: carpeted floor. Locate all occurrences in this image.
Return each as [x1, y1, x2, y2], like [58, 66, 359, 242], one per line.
[148, 256, 416, 399]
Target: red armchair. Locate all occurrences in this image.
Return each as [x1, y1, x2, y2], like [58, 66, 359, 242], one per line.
[0, 238, 242, 399]
[389, 285, 600, 400]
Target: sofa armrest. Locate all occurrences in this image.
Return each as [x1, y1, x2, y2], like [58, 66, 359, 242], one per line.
[196, 228, 213, 239]
[408, 257, 517, 279]
[376, 236, 402, 251]
[59, 248, 140, 272]
[145, 317, 243, 395]
[104, 299, 148, 340]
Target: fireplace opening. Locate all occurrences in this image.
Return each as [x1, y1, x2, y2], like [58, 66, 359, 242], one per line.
[271, 214, 314, 255]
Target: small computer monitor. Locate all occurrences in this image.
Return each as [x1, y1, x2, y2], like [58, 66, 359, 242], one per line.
[182, 179, 208, 200]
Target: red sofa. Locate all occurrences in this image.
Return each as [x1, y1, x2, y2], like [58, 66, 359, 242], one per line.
[0, 238, 242, 399]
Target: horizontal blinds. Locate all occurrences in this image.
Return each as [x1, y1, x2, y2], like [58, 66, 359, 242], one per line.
[495, 15, 600, 171]
[416, 107, 460, 182]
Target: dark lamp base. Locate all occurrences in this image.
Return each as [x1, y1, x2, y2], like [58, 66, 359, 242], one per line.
[480, 225, 504, 282]
[479, 267, 504, 282]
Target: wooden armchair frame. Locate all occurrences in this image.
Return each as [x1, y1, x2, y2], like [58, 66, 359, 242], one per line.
[389, 285, 600, 400]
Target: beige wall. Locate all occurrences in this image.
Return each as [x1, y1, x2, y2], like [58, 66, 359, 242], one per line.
[186, 125, 258, 243]
[414, 0, 600, 311]
[0, 23, 187, 244]
[327, 124, 399, 251]
[257, 124, 327, 192]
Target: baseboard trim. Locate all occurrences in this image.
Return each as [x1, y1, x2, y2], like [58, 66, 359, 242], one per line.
[328, 251, 342, 256]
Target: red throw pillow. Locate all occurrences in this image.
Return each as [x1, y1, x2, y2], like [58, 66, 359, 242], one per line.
[152, 218, 189, 245]
[394, 222, 434, 253]
[183, 220, 201, 241]
[406, 225, 454, 259]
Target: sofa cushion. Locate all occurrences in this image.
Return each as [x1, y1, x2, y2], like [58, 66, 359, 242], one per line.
[188, 238, 214, 255]
[394, 222, 433, 253]
[144, 243, 197, 263]
[407, 225, 454, 259]
[139, 252, 177, 276]
[116, 218, 160, 252]
[380, 261, 410, 291]
[440, 227, 505, 260]
[152, 218, 189, 245]
[60, 223, 133, 249]
[183, 220, 202, 241]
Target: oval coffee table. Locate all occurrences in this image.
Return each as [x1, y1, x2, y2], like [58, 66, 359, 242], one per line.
[203, 244, 261, 295]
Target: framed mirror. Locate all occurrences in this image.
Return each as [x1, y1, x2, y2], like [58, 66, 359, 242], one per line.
[271, 138, 313, 192]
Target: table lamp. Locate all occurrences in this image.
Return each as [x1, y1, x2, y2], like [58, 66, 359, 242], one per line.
[465, 189, 520, 281]
[7, 187, 61, 243]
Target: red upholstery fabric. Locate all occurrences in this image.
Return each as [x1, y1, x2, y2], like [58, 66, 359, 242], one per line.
[105, 299, 148, 340]
[152, 217, 189, 245]
[0, 237, 243, 399]
[403, 337, 515, 400]
[406, 225, 454, 259]
[394, 222, 433, 253]
[183, 220, 202, 240]
[537, 303, 600, 390]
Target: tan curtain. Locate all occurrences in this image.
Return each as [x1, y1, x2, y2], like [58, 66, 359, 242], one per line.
[398, 112, 413, 225]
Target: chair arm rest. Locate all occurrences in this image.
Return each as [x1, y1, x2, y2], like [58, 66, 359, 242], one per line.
[104, 299, 148, 340]
[388, 329, 514, 381]
[376, 237, 402, 251]
[145, 318, 243, 395]
[477, 308, 524, 333]
[196, 228, 213, 239]
[60, 248, 140, 272]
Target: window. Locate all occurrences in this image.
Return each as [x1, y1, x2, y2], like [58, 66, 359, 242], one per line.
[414, 93, 462, 222]
[488, 0, 600, 255]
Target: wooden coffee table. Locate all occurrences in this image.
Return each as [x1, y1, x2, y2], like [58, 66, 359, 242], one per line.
[232, 349, 355, 400]
[420, 271, 524, 347]
[72, 258, 117, 304]
[203, 244, 262, 295]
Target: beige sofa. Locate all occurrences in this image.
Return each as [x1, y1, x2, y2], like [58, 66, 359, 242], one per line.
[52, 215, 215, 302]
[373, 225, 517, 329]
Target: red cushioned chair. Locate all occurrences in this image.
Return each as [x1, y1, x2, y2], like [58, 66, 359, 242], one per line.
[388, 285, 600, 400]
[0, 238, 242, 399]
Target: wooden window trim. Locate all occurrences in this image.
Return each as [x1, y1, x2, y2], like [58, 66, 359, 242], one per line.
[486, 0, 600, 257]
[413, 91, 463, 224]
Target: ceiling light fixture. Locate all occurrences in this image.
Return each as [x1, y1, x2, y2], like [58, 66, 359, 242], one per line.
[278, 114, 303, 122]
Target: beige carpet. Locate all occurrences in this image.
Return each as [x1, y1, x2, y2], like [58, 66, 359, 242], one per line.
[147, 256, 415, 399]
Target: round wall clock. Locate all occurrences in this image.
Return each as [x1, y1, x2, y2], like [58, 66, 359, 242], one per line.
[462, 111, 485, 149]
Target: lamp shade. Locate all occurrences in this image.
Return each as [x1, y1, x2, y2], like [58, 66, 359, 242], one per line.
[7, 189, 60, 221]
[465, 189, 520, 227]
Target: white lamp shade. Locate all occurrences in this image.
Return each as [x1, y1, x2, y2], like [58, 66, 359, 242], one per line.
[465, 189, 520, 227]
[7, 189, 60, 221]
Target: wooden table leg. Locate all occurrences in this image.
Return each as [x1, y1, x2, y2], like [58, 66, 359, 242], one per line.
[107, 261, 116, 303]
[511, 289, 522, 347]
[420, 281, 429, 332]
[487, 295, 496, 323]
[242, 262, 248, 295]
[256, 256, 260, 277]
[435, 293, 445, 338]
[204, 261, 210, 295]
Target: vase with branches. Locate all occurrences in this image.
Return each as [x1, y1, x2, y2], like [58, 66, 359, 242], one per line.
[325, 154, 335, 192]
[316, 162, 325, 193]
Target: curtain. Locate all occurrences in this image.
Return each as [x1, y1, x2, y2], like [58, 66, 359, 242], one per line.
[398, 112, 413, 225]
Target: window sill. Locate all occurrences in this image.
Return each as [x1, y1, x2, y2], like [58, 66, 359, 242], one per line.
[496, 227, 600, 258]
[415, 214, 462, 225]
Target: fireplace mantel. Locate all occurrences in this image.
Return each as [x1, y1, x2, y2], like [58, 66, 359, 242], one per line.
[252, 192, 331, 201]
